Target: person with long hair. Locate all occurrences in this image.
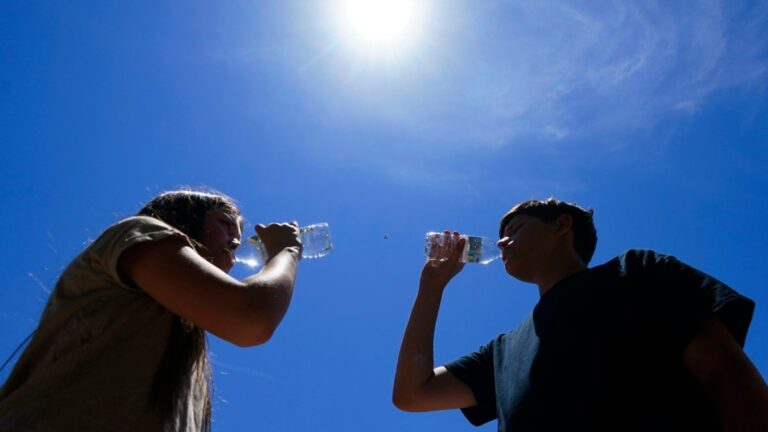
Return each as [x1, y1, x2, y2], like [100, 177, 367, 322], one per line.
[0, 190, 302, 431]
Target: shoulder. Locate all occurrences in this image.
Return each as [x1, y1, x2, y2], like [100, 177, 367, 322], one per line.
[451, 319, 531, 366]
[603, 249, 684, 276]
[99, 215, 178, 239]
[614, 248, 671, 265]
[492, 315, 537, 355]
[90, 216, 191, 253]
[79, 216, 194, 283]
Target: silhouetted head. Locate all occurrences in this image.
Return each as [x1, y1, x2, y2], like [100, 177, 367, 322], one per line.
[499, 198, 597, 265]
[137, 189, 241, 241]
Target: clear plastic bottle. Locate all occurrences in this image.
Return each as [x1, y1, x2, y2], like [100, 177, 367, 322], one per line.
[424, 232, 500, 264]
[236, 222, 332, 268]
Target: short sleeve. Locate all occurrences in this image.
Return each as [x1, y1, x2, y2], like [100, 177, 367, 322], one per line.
[653, 252, 755, 347]
[443, 340, 498, 426]
[622, 250, 755, 348]
[85, 216, 194, 291]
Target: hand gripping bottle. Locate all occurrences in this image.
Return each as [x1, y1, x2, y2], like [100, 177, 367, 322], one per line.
[236, 222, 332, 268]
[424, 232, 500, 264]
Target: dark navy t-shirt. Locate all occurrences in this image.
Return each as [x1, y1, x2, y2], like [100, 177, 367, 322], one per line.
[444, 249, 754, 432]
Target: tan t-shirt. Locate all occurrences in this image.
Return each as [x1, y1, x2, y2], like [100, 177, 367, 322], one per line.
[0, 216, 208, 431]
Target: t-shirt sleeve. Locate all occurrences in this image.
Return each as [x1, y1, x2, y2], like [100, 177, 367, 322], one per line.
[627, 250, 755, 348]
[86, 216, 194, 291]
[443, 339, 498, 426]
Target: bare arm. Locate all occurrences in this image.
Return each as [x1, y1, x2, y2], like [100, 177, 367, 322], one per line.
[393, 234, 477, 412]
[683, 318, 768, 431]
[118, 223, 301, 347]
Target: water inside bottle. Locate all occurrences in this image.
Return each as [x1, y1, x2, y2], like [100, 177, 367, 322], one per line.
[424, 232, 500, 264]
[234, 222, 332, 268]
[300, 223, 333, 259]
[234, 237, 267, 268]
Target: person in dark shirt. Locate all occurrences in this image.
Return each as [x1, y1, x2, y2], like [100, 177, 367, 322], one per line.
[393, 198, 768, 431]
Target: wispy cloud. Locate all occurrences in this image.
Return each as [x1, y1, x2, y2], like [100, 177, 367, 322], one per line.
[209, 357, 277, 381]
[437, 0, 767, 145]
[295, 0, 768, 148]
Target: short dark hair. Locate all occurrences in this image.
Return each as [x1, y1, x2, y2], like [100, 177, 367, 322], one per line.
[499, 198, 597, 264]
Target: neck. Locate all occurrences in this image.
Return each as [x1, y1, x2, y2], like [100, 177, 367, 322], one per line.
[536, 254, 587, 297]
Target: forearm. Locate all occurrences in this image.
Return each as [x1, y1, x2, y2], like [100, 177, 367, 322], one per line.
[249, 246, 301, 288]
[241, 247, 301, 342]
[393, 282, 445, 405]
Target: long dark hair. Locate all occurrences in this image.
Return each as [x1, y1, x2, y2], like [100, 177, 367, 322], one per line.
[138, 189, 241, 432]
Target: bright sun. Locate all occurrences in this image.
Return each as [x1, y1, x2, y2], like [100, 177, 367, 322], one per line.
[338, 0, 422, 51]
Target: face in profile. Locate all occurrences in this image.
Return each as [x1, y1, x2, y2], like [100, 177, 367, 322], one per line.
[497, 214, 559, 282]
[197, 209, 242, 273]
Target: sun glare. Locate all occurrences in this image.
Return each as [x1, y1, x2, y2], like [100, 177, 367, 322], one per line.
[338, 0, 422, 51]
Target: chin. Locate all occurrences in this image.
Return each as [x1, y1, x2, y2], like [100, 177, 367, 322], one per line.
[504, 263, 532, 282]
[503, 260, 520, 276]
[215, 259, 233, 273]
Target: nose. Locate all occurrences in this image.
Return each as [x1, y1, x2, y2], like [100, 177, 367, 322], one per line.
[497, 237, 510, 250]
[229, 224, 242, 245]
[230, 225, 242, 239]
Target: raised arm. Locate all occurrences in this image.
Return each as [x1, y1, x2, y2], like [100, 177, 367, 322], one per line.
[393, 234, 477, 412]
[683, 318, 768, 431]
[118, 223, 301, 347]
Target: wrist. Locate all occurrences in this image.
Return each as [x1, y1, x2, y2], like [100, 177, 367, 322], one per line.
[418, 279, 447, 295]
[282, 246, 302, 260]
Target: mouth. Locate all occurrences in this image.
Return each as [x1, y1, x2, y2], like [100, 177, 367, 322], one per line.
[223, 248, 236, 264]
[501, 248, 513, 264]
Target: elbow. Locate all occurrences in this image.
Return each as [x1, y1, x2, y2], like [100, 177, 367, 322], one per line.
[392, 392, 408, 411]
[392, 387, 421, 412]
[231, 328, 273, 347]
[228, 310, 280, 347]
[232, 319, 277, 347]
[230, 291, 288, 347]
[393, 398, 423, 413]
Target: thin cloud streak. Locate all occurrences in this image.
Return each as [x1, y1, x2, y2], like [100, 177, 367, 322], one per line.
[209, 358, 277, 381]
[444, 0, 768, 146]
[218, 0, 766, 188]
[292, 0, 768, 148]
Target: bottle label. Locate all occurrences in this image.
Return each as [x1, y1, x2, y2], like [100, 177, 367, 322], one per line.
[465, 236, 483, 263]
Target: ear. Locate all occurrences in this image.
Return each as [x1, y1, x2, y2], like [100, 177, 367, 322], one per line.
[554, 213, 573, 237]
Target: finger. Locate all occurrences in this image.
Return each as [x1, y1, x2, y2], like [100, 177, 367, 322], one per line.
[443, 230, 453, 255]
[450, 237, 466, 262]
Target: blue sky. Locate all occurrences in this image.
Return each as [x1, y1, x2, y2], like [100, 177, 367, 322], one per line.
[1, 1, 767, 430]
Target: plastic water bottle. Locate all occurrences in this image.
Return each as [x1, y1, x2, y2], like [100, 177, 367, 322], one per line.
[236, 222, 332, 268]
[424, 232, 500, 264]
